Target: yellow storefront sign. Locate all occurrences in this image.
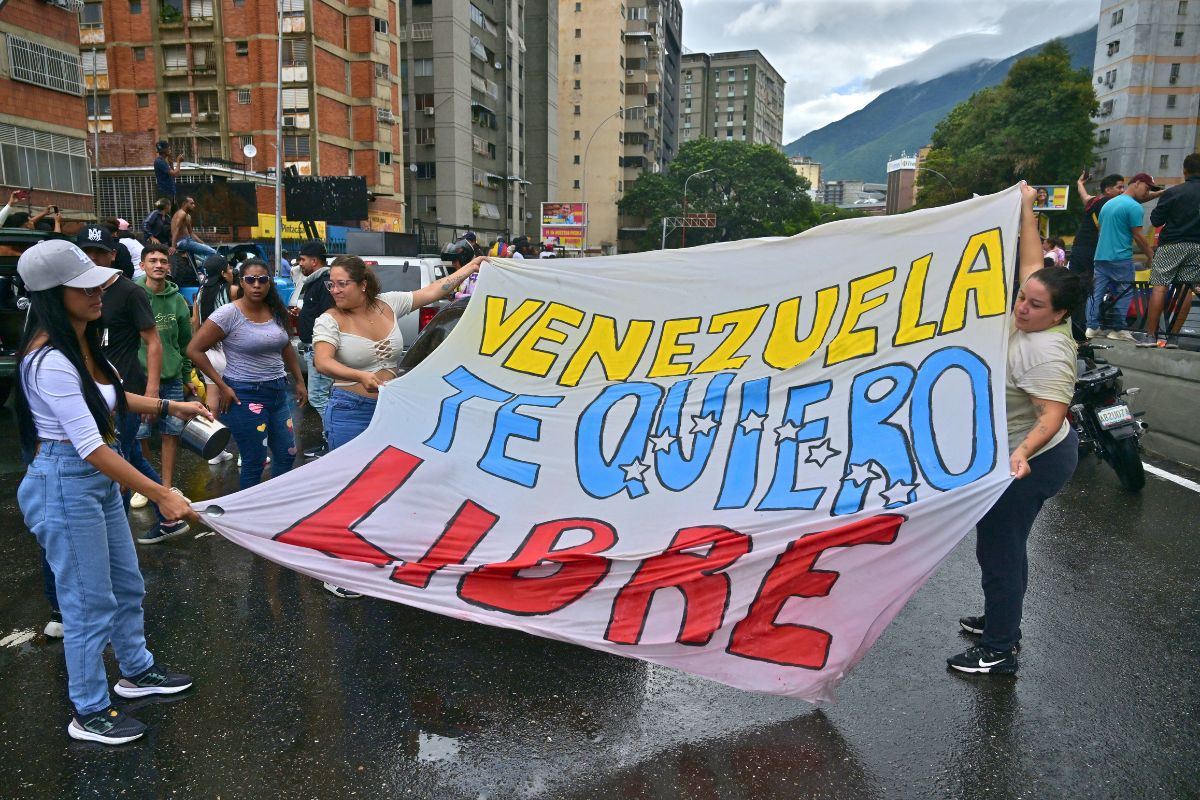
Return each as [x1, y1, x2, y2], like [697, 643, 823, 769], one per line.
[250, 214, 328, 239]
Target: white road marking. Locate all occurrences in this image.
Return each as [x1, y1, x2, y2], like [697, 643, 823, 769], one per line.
[1144, 463, 1200, 494]
[1, 629, 38, 648]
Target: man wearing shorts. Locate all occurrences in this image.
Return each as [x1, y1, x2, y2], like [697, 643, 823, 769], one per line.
[1136, 153, 1200, 347]
[135, 243, 195, 544]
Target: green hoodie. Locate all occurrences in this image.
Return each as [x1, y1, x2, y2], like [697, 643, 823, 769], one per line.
[136, 276, 193, 384]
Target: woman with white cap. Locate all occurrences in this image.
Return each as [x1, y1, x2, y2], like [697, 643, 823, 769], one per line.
[15, 239, 212, 745]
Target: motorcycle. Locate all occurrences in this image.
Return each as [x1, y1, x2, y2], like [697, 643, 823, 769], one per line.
[1069, 343, 1147, 492]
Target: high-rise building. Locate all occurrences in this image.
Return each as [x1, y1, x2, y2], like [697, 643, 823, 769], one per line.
[557, 0, 683, 254]
[679, 50, 785, 150]
[82, 0, 406, 229]
[885, 154, 917, 215]
[789, 155, 821, 195]
[0, 0, 95, 218]
[399, 0, 546, 249]
[1091, 0, 1199, 186]
[524, 0, 559, 229]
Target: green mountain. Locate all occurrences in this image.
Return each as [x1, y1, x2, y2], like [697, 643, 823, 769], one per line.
[785, 26, 1098, 184]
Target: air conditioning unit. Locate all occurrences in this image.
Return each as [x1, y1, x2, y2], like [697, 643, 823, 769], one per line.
[282, 115, 296, 127]
[422, 107, 435, 116]
[626, 69, 633, 76]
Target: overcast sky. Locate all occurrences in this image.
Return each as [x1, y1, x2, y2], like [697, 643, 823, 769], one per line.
[678, 0, 1101, 144]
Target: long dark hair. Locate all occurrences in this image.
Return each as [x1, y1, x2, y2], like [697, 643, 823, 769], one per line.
[1028, 267, 1087, 319]
[239, 258, 288, 329]
[197, 253, 231, 324]
[16, 287, 126, 458]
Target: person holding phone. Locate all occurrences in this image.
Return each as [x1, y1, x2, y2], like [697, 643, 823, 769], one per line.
[15, 240, 210, 744]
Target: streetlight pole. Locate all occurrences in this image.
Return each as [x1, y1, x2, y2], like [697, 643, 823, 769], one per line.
[915, 167, 956, 202]
[273, 0, 284, 277]
[680, 167, 714, 248]
[580, 105, 645, 256]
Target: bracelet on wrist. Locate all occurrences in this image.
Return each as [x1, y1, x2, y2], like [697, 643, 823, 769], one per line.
[160, 398, 170, 417]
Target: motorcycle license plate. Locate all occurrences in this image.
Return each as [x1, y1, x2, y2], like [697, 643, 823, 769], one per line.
[1097, 404, 1132, 429]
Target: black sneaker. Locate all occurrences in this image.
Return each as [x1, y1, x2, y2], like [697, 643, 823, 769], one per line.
[68, 706, 146, 745]
[959, 615, 985, 635]
[44, 610, 64, 639]
[322, 582, 362, 599]
[114, 663, 193, 698]
[302, 442, 328, 459]
[137, 520, 190, 546]
[947, 644, 1018, 675]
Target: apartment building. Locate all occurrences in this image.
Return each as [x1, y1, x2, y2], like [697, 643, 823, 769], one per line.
[0, 0, 95, 217]
[80, 0, 405, 227]
[399, 0, 546, 245]
[789, 155, 821, 195]
[558, 0, 683, 254]
[679, 49, 785, 150]
[1091, 0, 1199, 185]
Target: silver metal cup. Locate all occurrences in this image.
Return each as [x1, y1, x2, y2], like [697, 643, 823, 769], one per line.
[180, 415, 232, 460]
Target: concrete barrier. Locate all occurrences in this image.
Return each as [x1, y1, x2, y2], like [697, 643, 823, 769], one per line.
[1100, 342, 1200, 469]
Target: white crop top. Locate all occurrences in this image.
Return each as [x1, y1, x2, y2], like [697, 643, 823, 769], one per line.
[311, 291, 414, 387]
[22, 349, 119, 458]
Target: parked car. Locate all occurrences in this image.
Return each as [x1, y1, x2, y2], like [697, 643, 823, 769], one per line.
[0, 228, 48, 405]
[176, 243, 293, 307]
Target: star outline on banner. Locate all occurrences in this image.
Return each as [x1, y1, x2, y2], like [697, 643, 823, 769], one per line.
[648, 431, 679, 453]
[688, 413, 720, 436]
[738, 411, 768, 434]
[881, 480, 919, 507]
[620, 458, 651, 483]
[773, 421, 802, 444]
[805, 438, 841, 467]
[843, 461, 877, 486]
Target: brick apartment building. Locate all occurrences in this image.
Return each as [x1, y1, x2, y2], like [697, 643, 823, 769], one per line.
[81, 0, 405, 228]
[0, 0, 95, 219]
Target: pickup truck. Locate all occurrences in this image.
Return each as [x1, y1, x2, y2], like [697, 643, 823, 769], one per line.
[0, 227, 46, 405]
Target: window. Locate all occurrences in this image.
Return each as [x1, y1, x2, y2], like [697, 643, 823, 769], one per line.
[282, 38, 308, 65]
[238, 89, 251, 104]
[414, 58, 433, 77]
[0, 122, 92, 194]
[375, 62, 389, 79]
[469, 3, 484, 26]
[1174, 31, 1184, 46]
[575, 2, 580, 10]
[1098, 128, 1110, 144]
[1170, 63, 1181, 82]
[279, 0, 303, 15]
[574, 54, 582, 64]
[1160, 155, 1170, 170]
[379, 152, 392, 166]
[80, 2, 103, 28]
[575, 27, 581, 37]
[191, 46, 213, 71]
[573, 179, 580, 189]
[241, 135, 253, 147]
[168, 93, 190, 116]
[283, 135, 309, 157]
[573, 130, 580, 140]
[281, 87, 308, 113]
[1098, 157, 1107, 172]
[1167, 94, 1177, 108]
[86, 94, 111, 118]
[1163, 124, 1173, 140]
[1111, 8, 1123, 25]
[574, 105, 581, 115]
[628, 6, 646, 19]
[1107, 40, 1120, 56]
[130, 0, 141, 13]
[414, 92, 434, 109]
[81, 51, 108, 76]
[373, 17, 388, 34]
[573, 154, 580, 164]
[415, 127, 435, 145]
[236, 41, 249, 56]
[164, 45, 187, 70]
[137, 93, 149, 107]
[134, 47, 146, 61]
[415, 162, 436, 179]
[1180, 0, 1189, 13]
[574, 79, 580, 89]
[189, 0, 213, 20]
[1100, 99, 1114, 116]
[6, 36, 83, 96]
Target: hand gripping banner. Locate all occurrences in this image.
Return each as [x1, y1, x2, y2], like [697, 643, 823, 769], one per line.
[200, 187, 1022, 702]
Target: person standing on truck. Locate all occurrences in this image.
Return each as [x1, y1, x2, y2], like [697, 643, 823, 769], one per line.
[295, 240, 335, 458]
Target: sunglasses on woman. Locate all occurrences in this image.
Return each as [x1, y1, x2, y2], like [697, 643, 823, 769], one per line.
[242, 275, 272, 285]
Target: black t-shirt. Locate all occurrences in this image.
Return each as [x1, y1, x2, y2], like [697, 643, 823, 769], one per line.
[1072, 195, 1112, 250]
[100, 275, 155, 394]
[297, 270, 333, 344]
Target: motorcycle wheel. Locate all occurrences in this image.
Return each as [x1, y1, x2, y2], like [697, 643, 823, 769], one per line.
[1109, 436, 1146, 492]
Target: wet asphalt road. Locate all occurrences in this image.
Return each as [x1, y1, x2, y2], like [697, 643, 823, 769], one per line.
[0, 405, 1197, 800]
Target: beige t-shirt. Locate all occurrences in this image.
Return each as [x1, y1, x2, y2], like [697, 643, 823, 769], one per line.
[1006, 318, 1077, 457]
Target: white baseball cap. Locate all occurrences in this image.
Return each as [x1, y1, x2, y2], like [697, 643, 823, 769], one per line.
[18, 239, 120, 292]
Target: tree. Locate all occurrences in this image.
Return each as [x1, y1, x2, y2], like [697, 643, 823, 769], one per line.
[618, 139, 818, 251]
[915, 40, 1098, 216]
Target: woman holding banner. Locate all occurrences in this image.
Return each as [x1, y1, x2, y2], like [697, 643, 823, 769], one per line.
[310, 254, 485, 598]
[948, 183, 1084, 676]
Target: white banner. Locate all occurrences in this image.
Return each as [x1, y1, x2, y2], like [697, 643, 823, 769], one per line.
[200, 187, 1022, 702]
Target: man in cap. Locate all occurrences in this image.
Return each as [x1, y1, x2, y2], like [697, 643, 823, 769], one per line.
[1087, 172, 1160, 341]
[296, 239, 334, 457]
[153, 140, 182, 207]
[74, 226, 183, 538]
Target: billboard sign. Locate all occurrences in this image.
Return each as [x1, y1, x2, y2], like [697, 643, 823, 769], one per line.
[1031, 185, 1069, 212]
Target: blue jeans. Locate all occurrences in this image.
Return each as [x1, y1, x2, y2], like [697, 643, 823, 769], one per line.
[222, 377, 296, 489]
[117, 409, 165, 525]
[136, 378, 186, 438]
[18, 442, 155, 716]
[304, 349, 333, 416]
[323, 388, 377, 450]
[1089, 259, 1135, 330]
[175, 236, 218, 259]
